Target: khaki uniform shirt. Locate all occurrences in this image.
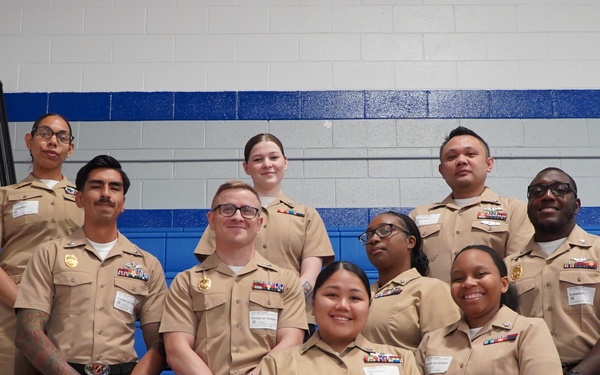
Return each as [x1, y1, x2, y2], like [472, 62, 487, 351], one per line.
[194, 193, 334, 323]
[260, 332, 420, 375]
[362, 268, 460, 352]
[505, 225, 600, 364]
[409, 187, 533, 283]
[0, 174, 83, 374]
[416, 306, 562, 375]
[14, 228, 167, 364]
[159, 251, 307, 375]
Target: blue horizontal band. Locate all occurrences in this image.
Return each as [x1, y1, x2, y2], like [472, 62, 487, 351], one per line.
[5, 89, 600, 122]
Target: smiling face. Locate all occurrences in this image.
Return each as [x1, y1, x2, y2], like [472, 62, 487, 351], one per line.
[208, 188, 262, 249]
[450, 248, 508, 328]
[75, 168, 125, 226]
[439, 135, 493, 199]
[312, 269, 370, 352]
[242, 141, 288, 194]
[25, 115, 74, 179]
[527, 169, 580, 242]
[364, 214, 414, 276]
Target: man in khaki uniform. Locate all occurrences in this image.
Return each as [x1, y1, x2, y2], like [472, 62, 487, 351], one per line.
[14, 155, 167, 375]
[505, 167, 600, 375]
[409, 126, 533, 283]
[160, 181, 307, 375]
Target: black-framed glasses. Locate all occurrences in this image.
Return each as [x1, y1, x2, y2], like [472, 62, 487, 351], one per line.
[212, 204, 260, 219]
[527, 182, 577, 199]
[32, 126, 74, 144]
[358, 223, 410, 245]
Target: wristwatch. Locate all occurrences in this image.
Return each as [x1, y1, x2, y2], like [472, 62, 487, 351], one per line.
[568, 371, 582, 375]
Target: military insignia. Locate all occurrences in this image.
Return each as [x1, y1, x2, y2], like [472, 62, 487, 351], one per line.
[502, 321, 511, 328]
[511, 264, 523, 281]
[198, 276, 211, 292]
[483, 207, 503, 212]
[480, 220, 501, 226]
[564, 261, 598, 269]
[364, 353, 402, 363]
[571, 257, 590, 263]
[65, 254, 78, 268]
[579, 239, 587, 244]
[252, 281, 285, 293]
[483, 333, 518, 345]
[375, 286, 403, 299]
[64, 186, 77, 195]
[117, 262, 149, 281]
[276, 209, 305, 217]
[477, 211, 507, 221]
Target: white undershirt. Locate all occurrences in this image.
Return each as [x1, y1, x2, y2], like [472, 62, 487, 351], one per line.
[228, 265, 244, 274]
[40, 179, 59, 189]
[454, 197, 478, 208]
[260, 196, 276, 208]
[469, 327, 483, 337]
[536, 238, 567, 256]
[88, 238, 118, 261]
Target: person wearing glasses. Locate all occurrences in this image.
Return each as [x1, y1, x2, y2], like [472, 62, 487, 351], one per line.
[358, 212, 459, 352]
[505, 167, 600, 375]
[194, 133, 334, 340]
[0, 113, 83, 374]
[409, 126, 533, 284]
[160, 181, 307, 375]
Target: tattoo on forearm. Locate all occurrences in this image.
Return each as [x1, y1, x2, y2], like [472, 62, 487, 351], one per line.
[302, 281, 312, 296]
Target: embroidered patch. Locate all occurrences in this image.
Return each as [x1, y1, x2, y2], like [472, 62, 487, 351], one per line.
[483, 333, 518, 345]
[252, 281, 285, 293]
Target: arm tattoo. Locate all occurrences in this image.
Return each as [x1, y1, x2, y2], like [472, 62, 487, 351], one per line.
[16, 309, 76, 375]
[302, 281, 312, 296]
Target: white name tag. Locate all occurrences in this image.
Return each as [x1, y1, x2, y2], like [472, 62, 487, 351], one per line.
[425, 356, 452, 374]
[415, 214, 440, 226]
[249, 311, 278, 330]
[363, 367, 399, 375]
[114, 291, 137, 315]
[567, 286, 595, 306]
[12, 201, 39, 218]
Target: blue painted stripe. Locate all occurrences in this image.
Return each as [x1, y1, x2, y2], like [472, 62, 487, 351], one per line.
[117, 206, 600, 229]
[5, 90, 600, 122]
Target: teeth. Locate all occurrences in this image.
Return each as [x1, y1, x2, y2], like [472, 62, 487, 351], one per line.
[464, 293, 482, 299]
[332, 316, 350, 321]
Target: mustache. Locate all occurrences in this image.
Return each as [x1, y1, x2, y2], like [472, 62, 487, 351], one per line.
[96, 197, 115, 207]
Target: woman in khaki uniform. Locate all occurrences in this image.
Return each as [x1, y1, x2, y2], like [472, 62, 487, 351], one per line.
[360, 212, 460, 352]
[416, 245, 562, 375]
[260, 261, 420, 375]
[0, 113, 84, 374]
[194, 133, 334, 337]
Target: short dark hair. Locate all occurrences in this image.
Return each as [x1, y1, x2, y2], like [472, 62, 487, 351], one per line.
[75, 155, 130, 194]
[380, 211, 429, 276]
[313, 261, 371, 301]
[244, 133, 286, 163]
[531, 167, 578, 198]
[211, 180, 260, 209]
[439, 126, 490, 160]
[453, 245, 519, 311]
[31, 113, 73, 136]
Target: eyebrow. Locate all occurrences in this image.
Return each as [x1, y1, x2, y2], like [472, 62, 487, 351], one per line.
[87, 179, 123, 188]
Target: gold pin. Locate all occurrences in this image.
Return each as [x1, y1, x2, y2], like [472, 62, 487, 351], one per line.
[65, 254, 78, 268]
[511, 264, 523, 281]
[198, 276, 211, 292]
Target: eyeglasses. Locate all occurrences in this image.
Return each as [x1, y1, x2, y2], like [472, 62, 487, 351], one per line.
[212, 204, 260, 219]
[32, 126, 74, 144]
[358, 223, 410, 245]
[527, 182, 577, 199]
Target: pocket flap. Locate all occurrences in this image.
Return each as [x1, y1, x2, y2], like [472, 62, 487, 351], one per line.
[515, 277, 536, 295]
[54, 271, 94, 287]
[8, 192, 43, 201]
[193, 292, 227, 312]
[559, 270, 600, 285]
[115, 277, 149, 296]
[249, 291, 284, 309]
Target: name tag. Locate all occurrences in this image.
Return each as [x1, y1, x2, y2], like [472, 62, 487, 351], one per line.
[13, 201, 38, 218]
[114, 291, 137, 314]
[567, 286, 595, 306]
[425, 356, 452, 374]
[415, 214, 440, 226]
[249, 311, 278, 330]
[363, 367, 399, 375]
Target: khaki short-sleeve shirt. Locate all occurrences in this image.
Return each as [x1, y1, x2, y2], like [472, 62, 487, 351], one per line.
[505, 225, 600, 364]
[362, 268, 460, 352]
[416, 306, 562, 375]
[260, 332, 420, 375]
[410, 187, 533, 283]
[14, 228, 167, 364]
[159, 251, 307, 375]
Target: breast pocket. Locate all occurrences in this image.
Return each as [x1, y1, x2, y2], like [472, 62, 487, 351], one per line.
[62, 192, 82, 229]
[192, 293, 227, 338]
[113, 277, 149, 323]
[514, 277, 539, 316]
[471, 221, 509, 251]
[7, 192, 43, 226]
[419, 224, 441, 262]
[249, 291, 283, 337]
[53, 271, 94, 315]
[559, 270, 600, 315]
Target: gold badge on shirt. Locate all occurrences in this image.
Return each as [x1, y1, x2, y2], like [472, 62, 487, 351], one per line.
[198, 276, 211, 292]
[65, 254, 78, 268]
[511, 264, 523, 281]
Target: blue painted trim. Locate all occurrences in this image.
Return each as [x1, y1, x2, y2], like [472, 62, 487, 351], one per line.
[117, 207, 600, 229]
[5, 90, 600, 122]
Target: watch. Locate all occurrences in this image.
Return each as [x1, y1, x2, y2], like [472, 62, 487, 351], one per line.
[568, 371, 582, 375]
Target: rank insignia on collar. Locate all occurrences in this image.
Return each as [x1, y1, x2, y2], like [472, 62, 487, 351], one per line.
[483, 333, 518, 345]
[364, 353, 402, 363]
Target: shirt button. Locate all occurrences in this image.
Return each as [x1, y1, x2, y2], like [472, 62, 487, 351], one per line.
[262, 244, 267, 249]
[460, 363, 464, 368]
[458, 212, 463, 216]
[551, 330, 556, 336]
[235, 348, 240, 353]
[267, 300, 271, 306]
[51, 218, 56, 223]
[235, 299, 241, 304]
[546, 281, 551, 287]
[263, 224, 267, 228]
[100, 284, 105, 288]
[578, 277, 582, 282]
[456, 230, 460, 234]
[547, 306, 553, 311]
[51, 202, 55, 205]
[235, 323, 241, 328]
[546, 259, 552, 264]
[132, 287, 136, 292]
[99, 307, 105, 311]
[98, 330, 104, 335]
[71, 278, 76, 283]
